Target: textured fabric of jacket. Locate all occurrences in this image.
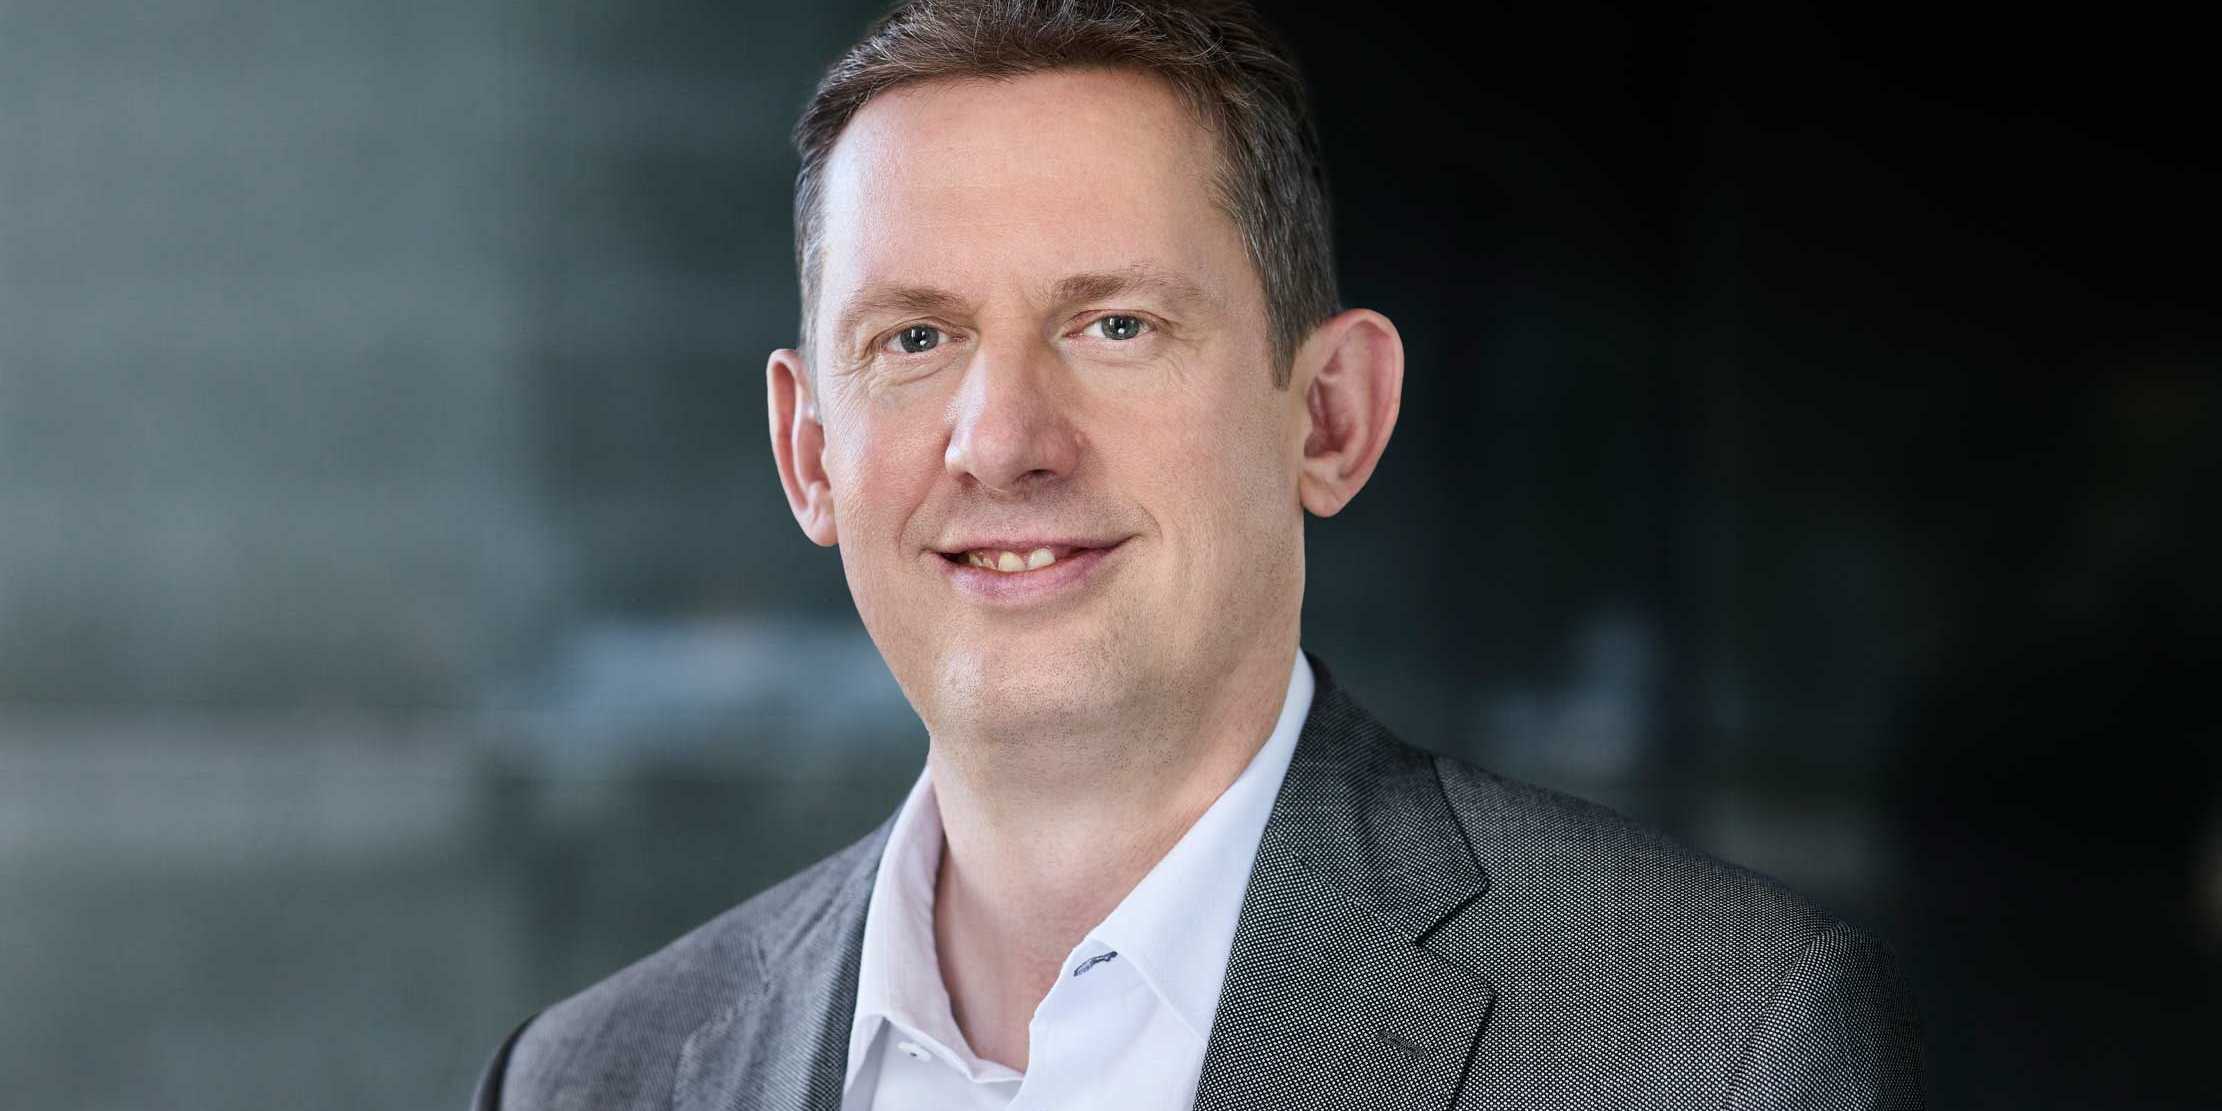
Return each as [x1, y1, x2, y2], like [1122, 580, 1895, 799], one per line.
[475, 655, 1925, 1110]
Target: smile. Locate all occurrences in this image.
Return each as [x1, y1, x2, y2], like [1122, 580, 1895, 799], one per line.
[959, 546, 1067, 573]
[934, 539, 1125, 603]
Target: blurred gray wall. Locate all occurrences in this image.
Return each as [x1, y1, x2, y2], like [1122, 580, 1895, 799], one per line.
[1, 3, 894, 1107]
[3, 1, 550, 708]
[0, 1, 881, 710]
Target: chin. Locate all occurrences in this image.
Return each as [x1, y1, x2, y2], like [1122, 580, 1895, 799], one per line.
[928, 640, 1137, 738]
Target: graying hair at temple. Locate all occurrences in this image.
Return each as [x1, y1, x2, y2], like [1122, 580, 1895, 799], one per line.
[789, 0, 1341, 385]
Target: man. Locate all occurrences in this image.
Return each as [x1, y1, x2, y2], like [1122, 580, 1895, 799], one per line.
[476, 1, 1924, 1107]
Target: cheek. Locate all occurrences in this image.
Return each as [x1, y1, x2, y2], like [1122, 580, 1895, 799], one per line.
[826, 406, 941, 534]
[827, 422, 940, 666]
[822, 407, 950, 640]
[1155, 394, 1297, 564]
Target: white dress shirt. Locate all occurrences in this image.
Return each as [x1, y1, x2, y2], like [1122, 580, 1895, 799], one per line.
[840, 653, 1315, 1111]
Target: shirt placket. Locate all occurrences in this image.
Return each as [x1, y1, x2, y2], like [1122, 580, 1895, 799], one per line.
[1006, 942, 1138, 1111]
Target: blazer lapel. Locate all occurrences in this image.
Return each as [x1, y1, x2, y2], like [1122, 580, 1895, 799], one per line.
[673, 820, 887, 1111]
[1192, 657, 1496, 1111]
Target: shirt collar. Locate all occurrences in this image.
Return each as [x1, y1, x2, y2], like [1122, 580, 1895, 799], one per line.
[846, 764, 1015, 1088]
[1086, 652, 1313, 1040]
[842, 651, 1316, 1086]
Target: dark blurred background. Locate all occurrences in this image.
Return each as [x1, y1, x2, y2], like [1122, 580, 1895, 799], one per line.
[1, 1, 2214, 1107]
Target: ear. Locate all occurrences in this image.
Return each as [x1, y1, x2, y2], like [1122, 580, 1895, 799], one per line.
[1296, 308, 1404, 517]
[767, 348, 838, 546]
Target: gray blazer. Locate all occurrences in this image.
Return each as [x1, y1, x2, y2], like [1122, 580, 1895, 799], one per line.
[476, 656, 1924, 1109]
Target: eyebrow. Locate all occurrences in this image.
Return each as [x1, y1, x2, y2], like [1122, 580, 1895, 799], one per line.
[1048, 266, 1217, 313]
[828, 265, 1220, 353]
[829, 285, 972, 353]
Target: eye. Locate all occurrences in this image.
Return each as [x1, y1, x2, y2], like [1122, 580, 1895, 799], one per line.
[890, 324, 942, 355]
[1084, 314, 1149, 342]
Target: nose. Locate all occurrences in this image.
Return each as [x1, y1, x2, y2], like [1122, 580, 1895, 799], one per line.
[943, 335, 1081, 493]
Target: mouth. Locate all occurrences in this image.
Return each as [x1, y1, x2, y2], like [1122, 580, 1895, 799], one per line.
[940, 542, 1092, 574]
[932, 537, 1128, 602]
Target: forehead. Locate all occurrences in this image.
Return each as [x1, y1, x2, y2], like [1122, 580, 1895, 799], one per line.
[815, 69, 1251, 323]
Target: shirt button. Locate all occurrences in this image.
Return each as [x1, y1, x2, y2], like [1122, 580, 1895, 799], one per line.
[896, 1040, 930, 1061]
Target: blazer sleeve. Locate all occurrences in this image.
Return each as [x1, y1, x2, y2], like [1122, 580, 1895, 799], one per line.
[470, 1013, 537, 1111]
[1720, 921, 1927, 1110]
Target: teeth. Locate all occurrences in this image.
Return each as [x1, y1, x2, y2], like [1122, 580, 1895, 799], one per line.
[962, 548, 1062, 573]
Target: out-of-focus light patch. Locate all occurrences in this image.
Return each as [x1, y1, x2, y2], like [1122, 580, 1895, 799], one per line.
[1477, 608, 1658, 785]
[0, 714, 487, 868]
[1698, 791, 1880, 903]
[484, 615, 918, 777]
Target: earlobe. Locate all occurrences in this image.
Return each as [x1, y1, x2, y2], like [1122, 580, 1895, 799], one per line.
[1296, 309, 1404, 518]
[766, 349, 839, 547]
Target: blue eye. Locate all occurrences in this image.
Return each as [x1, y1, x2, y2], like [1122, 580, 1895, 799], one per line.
[895, 325, 941, 354]
[1092, 315, 1146, 341]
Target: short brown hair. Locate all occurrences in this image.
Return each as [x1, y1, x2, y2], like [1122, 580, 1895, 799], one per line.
[791, 0, 1339, 386]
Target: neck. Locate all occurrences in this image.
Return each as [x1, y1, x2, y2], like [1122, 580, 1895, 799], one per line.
[925, 633, 1300, 1070]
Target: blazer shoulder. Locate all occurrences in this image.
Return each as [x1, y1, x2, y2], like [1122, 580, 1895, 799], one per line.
[1422, 750, 1920, 1103]
[1430, 751, 1838, 940]
[492, 824, 886, 1110]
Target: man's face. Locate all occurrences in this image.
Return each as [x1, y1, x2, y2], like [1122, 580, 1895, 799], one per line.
[792, 69, 1309, 738]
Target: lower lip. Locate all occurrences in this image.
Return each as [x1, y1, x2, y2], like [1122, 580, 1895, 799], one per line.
[937, 543, 1122, 606]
